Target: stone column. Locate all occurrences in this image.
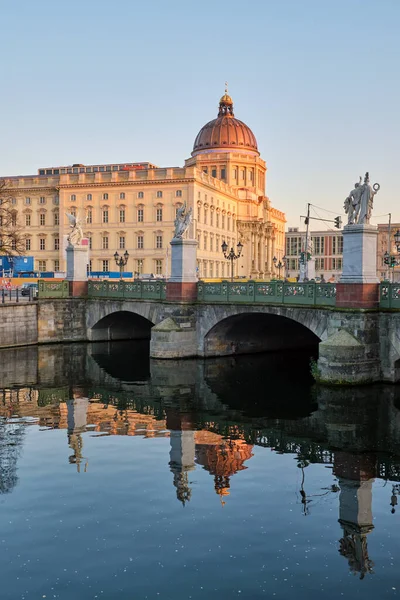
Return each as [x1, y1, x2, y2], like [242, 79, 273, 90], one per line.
[66, 243, 89, 297]
[271, 236, 276, 276]
[250, 230, 258, 277]
[266, 236, 272, 275]
[337, 224, 380, 308]
[261, 235, 266, 277]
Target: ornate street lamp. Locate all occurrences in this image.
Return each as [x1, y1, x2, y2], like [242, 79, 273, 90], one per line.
[273, 255, 287, 280]
[384, 232, 400, 282]
[114, 250, 129, 278]
[221, 240, 243, 282]
[394, 230, 400, 252]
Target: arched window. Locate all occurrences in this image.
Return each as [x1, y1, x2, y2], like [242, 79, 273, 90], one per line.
[87, 193, 92, 201]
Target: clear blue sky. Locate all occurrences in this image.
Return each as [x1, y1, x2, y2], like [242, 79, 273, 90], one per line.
[1, 0, 399, 228]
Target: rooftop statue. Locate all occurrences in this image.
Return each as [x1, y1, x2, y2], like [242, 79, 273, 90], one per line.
[344, 172, 380, 225]
[173, 202, 193, 239]
[66, 212, 83, 246]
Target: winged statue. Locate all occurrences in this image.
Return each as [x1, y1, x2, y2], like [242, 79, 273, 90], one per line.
[173, 202, 193, 239]
[66, 212, 83, 246]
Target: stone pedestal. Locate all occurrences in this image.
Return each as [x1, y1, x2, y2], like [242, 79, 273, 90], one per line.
[340, 224, 379, 284]
[337, 224, 379, 308]
[66, 244, 89, 297]
[166, 238, 198, 302]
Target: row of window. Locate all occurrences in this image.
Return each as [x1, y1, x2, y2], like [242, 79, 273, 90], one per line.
[13, 197, 59, 206]
[196, 260, 238, 278]
[90, 234, 164, 250]
[201, 166, 255, 184]
[197, 210, 235, 230]
[37, 260, 60, 272]
[285, 236, 344, 256]
[29, 233, 165, 251]
[24, 213, 60, 227]
[22, 207, 170, 226]
[285, 258, 343, 272]
[25, 238, 60, 251]
[70, 190, 182, 201]
[197, 233, 235, 252]
[88, 207, 165, 224]
[90, 259, 164, 275]
[15, 190, 183, 206]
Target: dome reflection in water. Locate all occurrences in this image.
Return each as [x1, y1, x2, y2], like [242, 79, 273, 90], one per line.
[0, 341, 400, 599]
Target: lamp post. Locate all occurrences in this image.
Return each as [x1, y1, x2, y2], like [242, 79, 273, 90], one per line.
[114, 250, 129, 278]
[221, 240, 243, 282]
[384, 230, 400, 281]
[272, 255, 287, 280]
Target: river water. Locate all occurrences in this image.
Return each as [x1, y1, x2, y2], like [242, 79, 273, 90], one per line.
[1, 342, 400, 599]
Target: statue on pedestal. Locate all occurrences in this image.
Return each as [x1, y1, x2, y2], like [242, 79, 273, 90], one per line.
[173, 202, 193, 239]
[66, 213, 83, 246]
[344, 173, 380, 226]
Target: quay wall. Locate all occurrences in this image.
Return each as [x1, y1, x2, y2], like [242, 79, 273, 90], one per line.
[0, 303, 38, 349]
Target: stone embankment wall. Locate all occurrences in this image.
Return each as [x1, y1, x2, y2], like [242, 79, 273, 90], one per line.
[38, 299, 88, 343]
[0, 304, 38, 349]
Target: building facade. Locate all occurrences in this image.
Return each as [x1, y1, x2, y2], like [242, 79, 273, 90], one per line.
[2, 91, 286, 279]
[286, 223, 400, 281]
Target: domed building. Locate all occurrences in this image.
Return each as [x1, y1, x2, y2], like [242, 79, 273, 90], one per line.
[185, 88, 286, 278]
[5, 88, 285, 278]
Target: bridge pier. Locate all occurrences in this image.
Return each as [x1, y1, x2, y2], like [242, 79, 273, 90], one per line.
[316, 312, 382, 385]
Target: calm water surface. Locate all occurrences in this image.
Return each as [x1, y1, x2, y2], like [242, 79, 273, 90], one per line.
[0, 342, 400, 599]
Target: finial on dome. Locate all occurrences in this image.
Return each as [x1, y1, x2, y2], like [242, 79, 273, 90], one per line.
[219, 84, 234, 117]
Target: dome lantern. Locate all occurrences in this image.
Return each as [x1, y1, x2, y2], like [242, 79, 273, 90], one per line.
[218, 82, 234, 117]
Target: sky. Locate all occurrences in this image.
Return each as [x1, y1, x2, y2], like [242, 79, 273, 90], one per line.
[1, 0, 399, 228]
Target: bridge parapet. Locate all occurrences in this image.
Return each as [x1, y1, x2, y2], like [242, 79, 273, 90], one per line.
[197, 280, 336, 307]
[38, 280, 69, 298]
[39, 279, 167, 301]
[88, 279, 167, 300]
[380, 283, 400, 309]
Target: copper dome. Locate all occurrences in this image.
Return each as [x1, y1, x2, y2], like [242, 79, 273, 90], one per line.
[192, 90, 259, 156]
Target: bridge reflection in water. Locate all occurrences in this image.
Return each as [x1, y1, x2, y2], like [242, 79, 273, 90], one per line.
[1, 341, 400, 583]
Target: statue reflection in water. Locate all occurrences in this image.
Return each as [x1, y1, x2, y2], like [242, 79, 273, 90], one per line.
[67, 394, 89, 473]
[334, 453, 375, 579]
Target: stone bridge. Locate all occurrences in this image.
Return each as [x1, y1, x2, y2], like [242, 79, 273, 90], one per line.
[36, 285, 400, 384]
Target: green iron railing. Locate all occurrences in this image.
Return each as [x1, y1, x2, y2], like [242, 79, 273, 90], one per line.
[380, 282, 400, 309]
[38, 280, 70, 298]
[197, 280, 337, 307]
[39, 278, 337, 307]
[88, 279, 167, 300]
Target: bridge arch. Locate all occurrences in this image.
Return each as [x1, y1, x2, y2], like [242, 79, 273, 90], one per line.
[89, 310, 154, 342]
[199, 305, 329, 357]
[86, 299, 168, 343]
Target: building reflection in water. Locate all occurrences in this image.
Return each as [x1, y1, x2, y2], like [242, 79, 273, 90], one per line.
[166, 409, 254, 506]
[3, 341, 400, 582]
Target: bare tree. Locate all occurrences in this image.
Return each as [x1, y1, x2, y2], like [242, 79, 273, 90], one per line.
[0, 178, 25, 256]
